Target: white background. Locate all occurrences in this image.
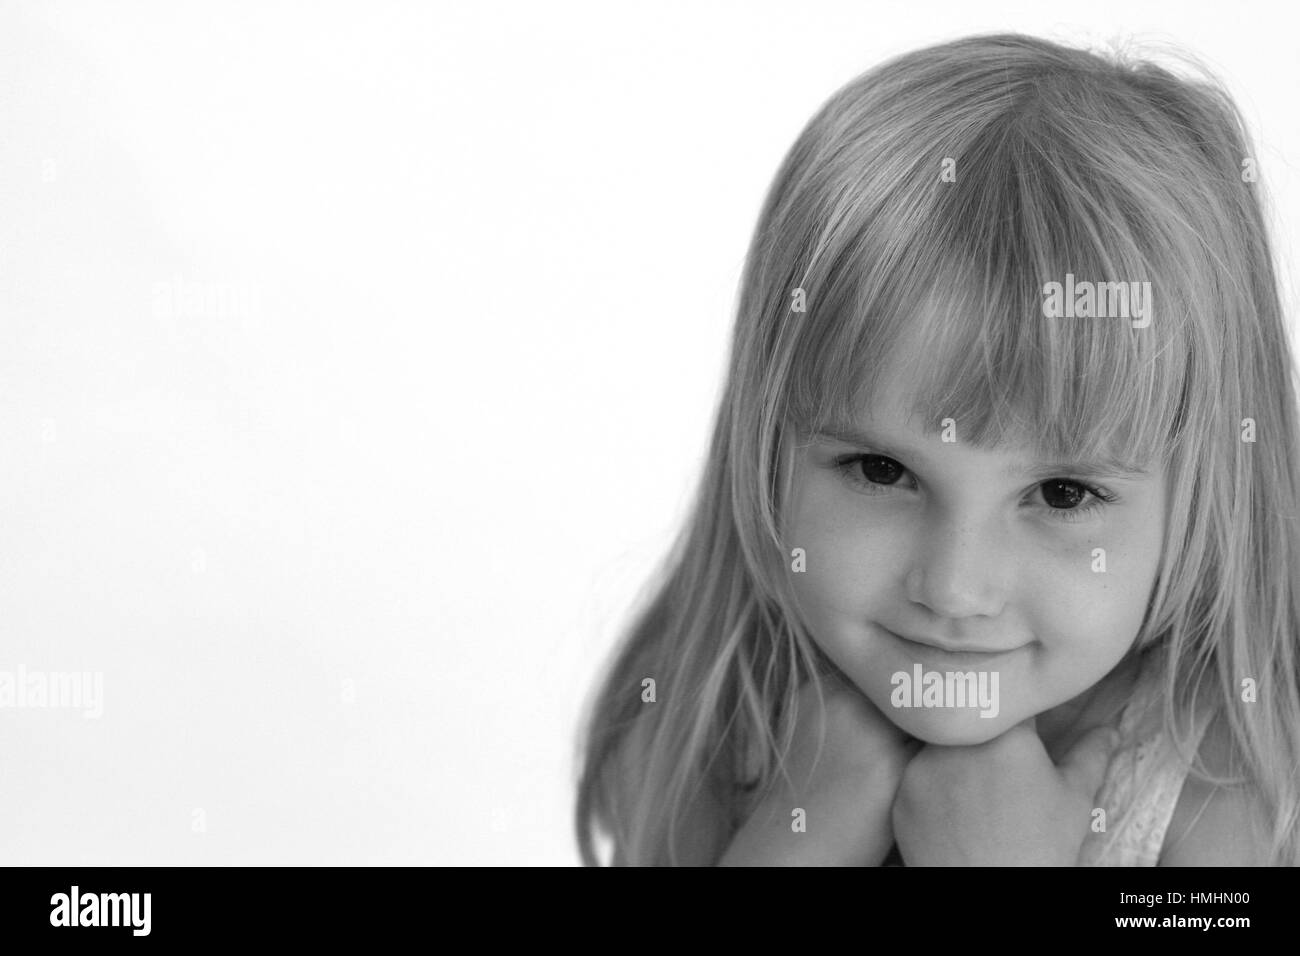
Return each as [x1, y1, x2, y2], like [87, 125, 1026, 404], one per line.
[0, 0, 1295, 865]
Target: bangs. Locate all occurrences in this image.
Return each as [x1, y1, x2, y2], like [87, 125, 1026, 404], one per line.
[785, 103, 1198, 472]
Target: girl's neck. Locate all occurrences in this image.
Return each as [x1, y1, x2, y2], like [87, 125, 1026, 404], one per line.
[1036, 651, 1145, 763]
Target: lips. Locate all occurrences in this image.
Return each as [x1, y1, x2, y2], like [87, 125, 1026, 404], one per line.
[883, 626, 1020, 656]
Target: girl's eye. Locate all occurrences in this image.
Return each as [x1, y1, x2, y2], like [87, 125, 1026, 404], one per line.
[1034, 478, 1118, 522]
[834, 454, 913, 493]
[833, 454, 1119, 521]
[856, 454, 906, 485]
[1039, 478, 1087, 509]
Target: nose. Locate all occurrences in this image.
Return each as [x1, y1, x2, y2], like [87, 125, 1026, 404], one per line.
[903, 510, 1010, 620]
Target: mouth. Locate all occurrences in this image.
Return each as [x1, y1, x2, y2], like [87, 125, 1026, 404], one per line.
[880, 626, 1025, 662]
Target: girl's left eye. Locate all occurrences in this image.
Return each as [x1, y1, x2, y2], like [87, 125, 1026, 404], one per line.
[1032, 478, 1119, 522]
[833, 454, 1118, 522]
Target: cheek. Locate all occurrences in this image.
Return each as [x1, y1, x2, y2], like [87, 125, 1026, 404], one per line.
[787, 481, 896, 622]
[1026, 523, 1164, 662]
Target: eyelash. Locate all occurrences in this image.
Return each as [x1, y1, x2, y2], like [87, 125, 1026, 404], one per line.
[831, 453, 1120, 523]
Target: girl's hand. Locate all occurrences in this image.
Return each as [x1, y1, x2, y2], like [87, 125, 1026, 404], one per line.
[718, 674, 919, 866]
[891, 719, 1117, 865]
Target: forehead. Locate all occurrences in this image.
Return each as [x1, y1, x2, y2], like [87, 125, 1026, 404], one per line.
[792, 251, 1182, 480]
[819, 351, 1156, 480]
[850, 332, 1036, 445]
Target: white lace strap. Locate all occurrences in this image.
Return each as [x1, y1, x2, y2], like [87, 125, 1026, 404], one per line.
[1079, 671, 1209, 867]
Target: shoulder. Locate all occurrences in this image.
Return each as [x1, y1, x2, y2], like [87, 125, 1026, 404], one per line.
[1159, 713, 1270, 866]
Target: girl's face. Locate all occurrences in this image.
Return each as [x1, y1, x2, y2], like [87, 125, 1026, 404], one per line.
[786, 365, 1168, 745]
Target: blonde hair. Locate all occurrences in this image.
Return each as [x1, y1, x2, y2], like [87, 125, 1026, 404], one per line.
[574, 32, 1300, 865]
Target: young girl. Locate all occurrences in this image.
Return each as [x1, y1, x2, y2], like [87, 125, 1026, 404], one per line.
[574, 32, 1300, 866]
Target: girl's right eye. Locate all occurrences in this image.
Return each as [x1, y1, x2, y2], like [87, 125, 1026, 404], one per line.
[834, 453, 913, 493]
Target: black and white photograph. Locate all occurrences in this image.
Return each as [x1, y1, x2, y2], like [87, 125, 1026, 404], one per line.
[1, 0, 1298, 924]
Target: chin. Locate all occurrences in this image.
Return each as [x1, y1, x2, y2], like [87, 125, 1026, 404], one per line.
[884, 705, 1014, 746]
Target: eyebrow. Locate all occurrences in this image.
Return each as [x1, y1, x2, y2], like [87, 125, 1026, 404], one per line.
[809, 424, 1151, 480]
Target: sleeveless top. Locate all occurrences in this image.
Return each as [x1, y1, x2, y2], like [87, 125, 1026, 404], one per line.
[1077, 652, 1210, 866]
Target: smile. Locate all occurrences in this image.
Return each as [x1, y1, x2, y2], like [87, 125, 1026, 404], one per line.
[881, 626, 1025, 662]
